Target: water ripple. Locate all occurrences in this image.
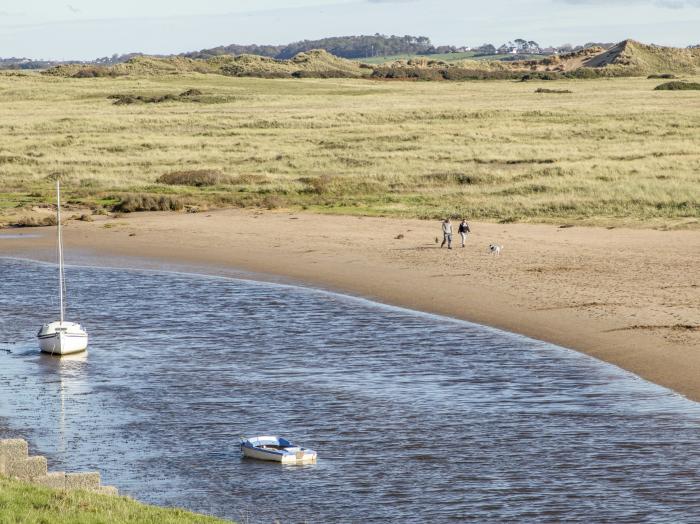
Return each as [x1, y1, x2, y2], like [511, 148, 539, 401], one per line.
[1, 258, 700, 523]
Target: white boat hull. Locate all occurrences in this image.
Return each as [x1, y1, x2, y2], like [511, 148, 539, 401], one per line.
[37, 321, 88, 355]
[242, 446, 317, 464]
[241, 436, 317, 464]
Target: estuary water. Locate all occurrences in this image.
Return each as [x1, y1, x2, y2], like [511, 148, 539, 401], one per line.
[1, 256, 700, 523]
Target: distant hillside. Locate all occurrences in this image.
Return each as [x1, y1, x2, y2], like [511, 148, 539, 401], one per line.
[43, 40, 700, 80]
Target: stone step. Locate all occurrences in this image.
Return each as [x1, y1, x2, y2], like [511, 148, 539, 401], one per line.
[33, 471, 67, 490]
[65, 471, 101, 491]
[6, 455, 48, 481]
[0, 439, 29, 466]
[0, 438, 116, 496]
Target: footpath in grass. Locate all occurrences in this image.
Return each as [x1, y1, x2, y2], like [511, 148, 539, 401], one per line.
[0, 478, 232, 524]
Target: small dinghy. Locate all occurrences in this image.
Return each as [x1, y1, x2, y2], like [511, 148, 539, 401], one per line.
[240, 436, 317, 464]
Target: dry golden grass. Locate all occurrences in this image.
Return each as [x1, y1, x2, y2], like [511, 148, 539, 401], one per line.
[0, 72, 698, 227]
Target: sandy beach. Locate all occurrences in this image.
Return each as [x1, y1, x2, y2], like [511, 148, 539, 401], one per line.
[2, 209, 699, 400]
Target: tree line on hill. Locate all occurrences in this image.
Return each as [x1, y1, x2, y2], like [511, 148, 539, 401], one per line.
[181, 35, 619, 61]
[182, 35, 556, 60]
[182, 35, 437, 60]
[162, 36, 618, 61]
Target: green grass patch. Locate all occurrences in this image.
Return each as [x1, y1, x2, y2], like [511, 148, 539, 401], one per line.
[0, 477, 231, 523]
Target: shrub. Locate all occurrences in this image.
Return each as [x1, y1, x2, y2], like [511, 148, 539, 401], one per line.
[112, 95, 139, 105]
[520, 72, 561, 81]
[441, 68, 516, 81]
[157, 170, 231, 187]
[179, 89, 203, 96]
[423, 172, 478, 185]
[261, 195, 286, 209]
[221, 68, 291, 78]
[300, 174, 333, 194]
[72, 67, 121, 78]
[648, 74, 676, 79]
[563, 68, 610, 79]
[371, 66, 522, 81]
[230, 174, 269, 185]
[370, 66, 444, 81]
[654, 81, 700, 91]
[109, 93, 191, 105]
[535, 88, 573, 94]
[291, 70, 355, 78]
[113, 194, 185, 213]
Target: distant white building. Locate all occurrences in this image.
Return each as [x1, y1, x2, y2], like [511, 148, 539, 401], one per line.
[497, 44, 518, 55]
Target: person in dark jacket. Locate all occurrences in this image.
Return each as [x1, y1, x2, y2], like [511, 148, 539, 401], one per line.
[458, 219, 471, 248]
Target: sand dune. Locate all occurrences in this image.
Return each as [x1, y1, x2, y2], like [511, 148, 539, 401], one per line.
[43, 40, 700, 79]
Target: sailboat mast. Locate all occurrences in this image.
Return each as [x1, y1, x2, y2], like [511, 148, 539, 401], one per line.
[57, 180, 64, 324]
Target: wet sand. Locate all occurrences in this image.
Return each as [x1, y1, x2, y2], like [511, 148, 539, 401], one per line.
[2, 209, 699, 400]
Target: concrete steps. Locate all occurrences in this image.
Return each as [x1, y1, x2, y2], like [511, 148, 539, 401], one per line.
[0, 438, 118, 496]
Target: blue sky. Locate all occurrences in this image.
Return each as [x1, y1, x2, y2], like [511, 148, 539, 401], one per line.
[1, 0, 699, 60]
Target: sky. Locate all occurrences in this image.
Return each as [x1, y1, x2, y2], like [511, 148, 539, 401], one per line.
[1, 0, 699, 60]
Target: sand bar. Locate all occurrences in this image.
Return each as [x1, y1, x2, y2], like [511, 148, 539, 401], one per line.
[2, 210, 699, 400]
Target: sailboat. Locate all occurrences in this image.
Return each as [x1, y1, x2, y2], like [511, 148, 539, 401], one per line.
[37, 180, 88, 355]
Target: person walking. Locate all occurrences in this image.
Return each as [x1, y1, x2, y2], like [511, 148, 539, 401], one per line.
[441, 218, 453, 249]
[458, 218, 471, 248]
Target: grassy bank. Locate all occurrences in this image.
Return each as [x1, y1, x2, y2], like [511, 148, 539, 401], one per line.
[0, 72, 698, 228]
[0, 477, 231, 523]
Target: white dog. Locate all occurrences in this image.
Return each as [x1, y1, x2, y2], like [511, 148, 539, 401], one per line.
[489, 244, 503, 256]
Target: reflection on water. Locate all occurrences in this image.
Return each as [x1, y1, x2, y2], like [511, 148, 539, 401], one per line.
[38, 352, 89, 455]
[0, 234, 41, 239]
[2, 257, 700, 523]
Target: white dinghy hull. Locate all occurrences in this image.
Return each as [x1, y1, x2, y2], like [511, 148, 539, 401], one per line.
[38, 321, 88, 355]
[241, 436, 317, 464]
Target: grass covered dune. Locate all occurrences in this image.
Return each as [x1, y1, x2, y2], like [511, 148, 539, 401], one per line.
[0, 72, 698, 228]
[0, 477, 230, 524]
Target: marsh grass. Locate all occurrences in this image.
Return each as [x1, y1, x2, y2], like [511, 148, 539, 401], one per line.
[113, 194, 186, 212]
[0, 73, 698, 227]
